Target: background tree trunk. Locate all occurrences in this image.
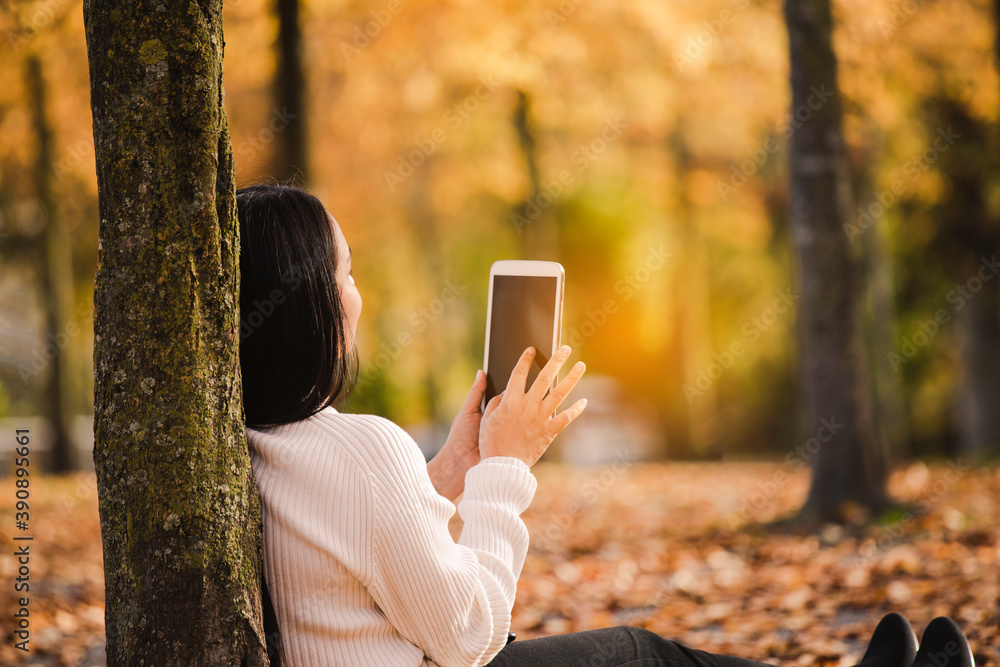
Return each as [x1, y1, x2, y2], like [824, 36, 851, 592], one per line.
[274, 0, 307, 183]
[405, 166, 446, 434]
[861, 190, 909, 462]
[783, 0, 888, 522]
[27, 52, 78, 473]
[512, 89, 558, 259]
[84, 1, 267, 664]
[924, 96, 1000, 459]
[667, 132, 714, 459]
[956, 279, 1000, 456]
[956, 2, 1000, 459]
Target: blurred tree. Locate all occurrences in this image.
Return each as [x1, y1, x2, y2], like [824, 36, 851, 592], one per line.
[404, 164, 446, 425]
[665, 131, 706, 459]
[864, 214, 910, 460]
[26, 52, 78, 472]
[512, 89, 557, 259]
[783, 0, 888, 522]
[84, 0, 267, 664]
[942, 0, 1000, 458]
[274, 0, 307, 183]
[5, 0, 997, 467]
[848, 141, 910, 462]
[923, 95, 1000, 458]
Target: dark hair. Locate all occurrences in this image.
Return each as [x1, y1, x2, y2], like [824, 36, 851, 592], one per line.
[237, 183, 357, 427]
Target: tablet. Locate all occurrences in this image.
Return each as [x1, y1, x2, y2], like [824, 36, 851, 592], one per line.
[482, 260, 565, 410]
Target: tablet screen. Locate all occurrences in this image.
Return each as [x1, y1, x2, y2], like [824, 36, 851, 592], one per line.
[485, 274, 559, 405]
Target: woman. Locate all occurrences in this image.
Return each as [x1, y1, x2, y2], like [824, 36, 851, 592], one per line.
[237, 183, 975, 667]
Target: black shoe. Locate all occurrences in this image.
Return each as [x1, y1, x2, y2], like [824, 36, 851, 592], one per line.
[913, 617, 975, 667]
[856, 612, 918, 667]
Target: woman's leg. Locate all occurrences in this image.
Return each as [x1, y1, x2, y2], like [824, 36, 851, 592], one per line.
[487, 626, 778, 667]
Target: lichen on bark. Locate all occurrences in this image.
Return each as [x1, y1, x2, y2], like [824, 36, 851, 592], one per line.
[84, 1, 267, 664]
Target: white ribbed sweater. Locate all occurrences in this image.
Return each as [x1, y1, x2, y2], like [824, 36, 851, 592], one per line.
[247, 407, 538, 667]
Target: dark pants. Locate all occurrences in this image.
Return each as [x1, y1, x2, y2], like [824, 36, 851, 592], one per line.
[487, 626, 777, 667]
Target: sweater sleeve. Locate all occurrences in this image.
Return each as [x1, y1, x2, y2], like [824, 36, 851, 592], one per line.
[362, 419, 536, 667]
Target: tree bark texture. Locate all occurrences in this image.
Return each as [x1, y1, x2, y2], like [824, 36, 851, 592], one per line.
[783, 0, 888, 521]
[84, 1, 267, 664]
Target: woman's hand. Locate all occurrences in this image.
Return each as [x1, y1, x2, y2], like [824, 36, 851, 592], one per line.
[427, 370, 487, 502]
[479, 345, 587, 467]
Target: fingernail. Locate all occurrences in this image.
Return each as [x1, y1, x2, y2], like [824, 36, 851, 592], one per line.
[580, 398, 588, 409]
[560, 345, 571, 355]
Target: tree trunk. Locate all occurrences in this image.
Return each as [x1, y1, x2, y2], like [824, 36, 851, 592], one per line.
[84, 1, 267, 664]
[274, 0, 307, 183]
[783, 0, 888, 522]
[405, 166, 445, 428]
[862, 201, 909, 461]
[671, 134, 719, 459]
[512, 89, 558, 259]
[956, 0, 1000, 458]
[956, 275, 1000, 457]
[27, 53, 78, 473]
[663, 266, 694, 458]
[927, 98, 1000, 458]
[995, 0, 1000, 69]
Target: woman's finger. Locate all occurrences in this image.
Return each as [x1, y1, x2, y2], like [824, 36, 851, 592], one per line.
[482, 391, 504, 420]
[461, 370, 487, 415]
[542, 360, 586, 412]
[547, 397, 588, 436]
[528, 345, 572, 401]
[505, 347, 536, 394]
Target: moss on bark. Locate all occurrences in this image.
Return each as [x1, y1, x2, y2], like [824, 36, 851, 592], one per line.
[84, 1, 267, 664]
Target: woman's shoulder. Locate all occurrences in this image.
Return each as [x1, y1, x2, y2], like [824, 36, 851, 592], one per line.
[267, 407, 424, 471]
[249, 406, 407, 438]
[313, 407, 415, 441]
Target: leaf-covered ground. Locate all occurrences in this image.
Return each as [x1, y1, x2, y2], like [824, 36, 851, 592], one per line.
[2, 461, 998, 666]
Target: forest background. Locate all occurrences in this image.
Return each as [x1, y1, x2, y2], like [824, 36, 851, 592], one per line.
[1, 0, 999, 664]
[3, 0, 1000, 466]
